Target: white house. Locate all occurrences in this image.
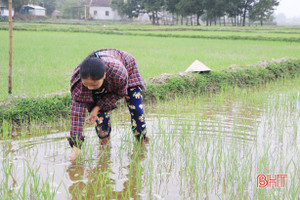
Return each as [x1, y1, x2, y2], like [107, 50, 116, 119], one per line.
[89, 0, 122, 20]
[0, 0, 14, 17]
[21, 5, 46, 16]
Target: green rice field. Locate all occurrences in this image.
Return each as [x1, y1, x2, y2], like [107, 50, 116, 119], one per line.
[0, 22, 300, 199]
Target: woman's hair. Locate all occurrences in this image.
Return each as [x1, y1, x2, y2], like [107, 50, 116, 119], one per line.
[79, 55, 106, 80]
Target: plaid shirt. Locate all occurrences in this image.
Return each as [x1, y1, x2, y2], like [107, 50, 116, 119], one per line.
[70, 49, 146, 137]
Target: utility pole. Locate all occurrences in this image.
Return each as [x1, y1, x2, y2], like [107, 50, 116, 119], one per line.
[8, 0, 12, 94]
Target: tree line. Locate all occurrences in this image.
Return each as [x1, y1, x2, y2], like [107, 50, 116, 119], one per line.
[2, 0, 279, 26]
[111, 0, 279, 26]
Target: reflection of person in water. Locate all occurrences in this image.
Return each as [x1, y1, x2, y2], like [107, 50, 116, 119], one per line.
[67, 140, 148, 199]
[68, 49, 148, 161]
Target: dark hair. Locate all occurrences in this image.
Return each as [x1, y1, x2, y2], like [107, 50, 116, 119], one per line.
[79, 57, 106, 80]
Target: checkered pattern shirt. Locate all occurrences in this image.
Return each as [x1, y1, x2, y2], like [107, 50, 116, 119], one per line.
[70, 49, 146, 137]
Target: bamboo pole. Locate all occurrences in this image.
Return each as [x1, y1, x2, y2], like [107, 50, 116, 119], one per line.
[8, 0, 12, 94]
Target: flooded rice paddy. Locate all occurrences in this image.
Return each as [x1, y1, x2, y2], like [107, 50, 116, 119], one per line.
[1, 79, 299, 199]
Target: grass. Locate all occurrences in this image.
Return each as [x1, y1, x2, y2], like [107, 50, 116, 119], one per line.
[1, 28, 300, 100]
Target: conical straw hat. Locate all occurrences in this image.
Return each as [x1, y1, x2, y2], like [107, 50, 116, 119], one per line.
[185, 60, 212, 73]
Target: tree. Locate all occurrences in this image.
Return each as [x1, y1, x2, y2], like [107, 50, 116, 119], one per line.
[225, 0, 244, 25]
[203, 0, 217, 25]
[176, 0, 204, 25]
[166, 0, 180, 14]
[166, 0, 181, 24]
[176, 0, 194, 24]
[214, 0, 226, 25]
[59, 0, 82, 18]
[249, 0, 279, 25]
[2, 0, 30, 12]
[38, 0, 57, 16]
[141, 0, 165, 24]
[241, 0, 255, 26]
[192, 0, 204, 25]
[111, 0, 142, 18]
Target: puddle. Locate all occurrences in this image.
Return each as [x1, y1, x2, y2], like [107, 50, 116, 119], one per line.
[1, 82, 299, 199]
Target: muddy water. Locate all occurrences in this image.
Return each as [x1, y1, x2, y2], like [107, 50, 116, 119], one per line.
[1, 81, 299, 199]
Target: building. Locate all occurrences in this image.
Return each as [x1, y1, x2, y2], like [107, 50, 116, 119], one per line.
[0, 0, 14, 17]
[89, 0, 121, 20]
[21, 5, 46, 16]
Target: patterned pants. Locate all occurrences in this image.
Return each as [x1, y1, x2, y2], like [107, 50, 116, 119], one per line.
[95, 86, 147, 139]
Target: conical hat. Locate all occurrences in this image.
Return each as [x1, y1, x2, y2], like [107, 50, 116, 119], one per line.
[185, 60, 212, 72]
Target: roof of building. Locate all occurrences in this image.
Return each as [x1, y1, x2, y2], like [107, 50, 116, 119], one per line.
[23, 4, 46, 10]
[90, 0, 111, 7]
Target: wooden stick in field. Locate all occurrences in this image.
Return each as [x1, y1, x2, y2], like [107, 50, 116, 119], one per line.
[8, 0, 12, 94]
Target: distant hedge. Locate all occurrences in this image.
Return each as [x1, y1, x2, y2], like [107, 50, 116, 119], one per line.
[0, 59, 299, 126]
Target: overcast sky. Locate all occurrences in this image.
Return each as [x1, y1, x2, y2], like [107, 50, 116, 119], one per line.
[275, 0, 300, 18]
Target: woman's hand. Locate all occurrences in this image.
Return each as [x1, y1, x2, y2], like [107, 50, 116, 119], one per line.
[69, 146, 81, 161]
[86, 106, 101, 124]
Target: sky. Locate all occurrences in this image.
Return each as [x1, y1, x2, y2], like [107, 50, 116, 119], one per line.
[275, 0, 300, 18]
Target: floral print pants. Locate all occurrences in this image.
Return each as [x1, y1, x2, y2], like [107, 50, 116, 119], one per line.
[95, 86, 147, 139]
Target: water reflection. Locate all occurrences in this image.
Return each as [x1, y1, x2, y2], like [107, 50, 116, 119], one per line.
[67, 137, 148, 199]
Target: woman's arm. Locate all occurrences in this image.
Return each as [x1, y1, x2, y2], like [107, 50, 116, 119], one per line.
[69, 99, 86, 145]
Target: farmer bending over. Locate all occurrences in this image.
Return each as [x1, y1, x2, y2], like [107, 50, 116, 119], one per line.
[68, 49, 147, 161]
